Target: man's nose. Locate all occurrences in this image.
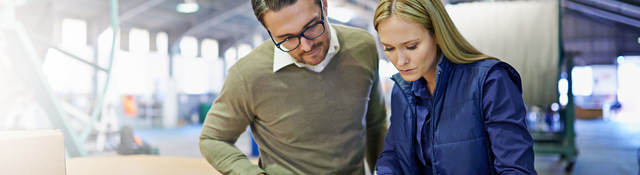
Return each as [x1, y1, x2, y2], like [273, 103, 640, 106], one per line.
[300, 37, 314, 52]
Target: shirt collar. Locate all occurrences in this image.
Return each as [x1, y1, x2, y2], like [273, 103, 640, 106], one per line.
[272, 23, 340, 72]
[411, 78, 430, 100]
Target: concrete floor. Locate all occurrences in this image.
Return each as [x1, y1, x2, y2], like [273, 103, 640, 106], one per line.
[136, 125, 205, 158]
[136, 120, 640, 175]
[535, 119, 640, 175]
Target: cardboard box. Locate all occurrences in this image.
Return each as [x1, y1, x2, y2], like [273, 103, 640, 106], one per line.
[67, 155, 218, 175]
[0, 130, 66, 175]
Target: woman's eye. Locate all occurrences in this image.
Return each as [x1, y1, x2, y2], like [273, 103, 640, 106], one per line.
[407, 45, 417, 50]
[384, 47, 394, 51]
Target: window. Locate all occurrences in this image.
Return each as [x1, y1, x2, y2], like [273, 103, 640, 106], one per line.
[237, 44, 252, 59]
[224, 47, 237, 71]
[97, 27, 120, 59]
[180, 36, 198, 57]
[156, 32, 168, 55]
[571, 66, 593, 96]
[61, 18, 87, 48]
[129, 28, 150, 53]
[201, 39, 219, 59]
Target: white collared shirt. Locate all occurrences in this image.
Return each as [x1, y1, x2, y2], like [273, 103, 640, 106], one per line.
[272, 24, 340, 73]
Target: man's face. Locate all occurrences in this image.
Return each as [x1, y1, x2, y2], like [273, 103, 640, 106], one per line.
[263, 0, 330, 65]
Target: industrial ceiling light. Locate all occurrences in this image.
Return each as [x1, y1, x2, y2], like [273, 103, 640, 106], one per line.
[177, 0, 199, 14]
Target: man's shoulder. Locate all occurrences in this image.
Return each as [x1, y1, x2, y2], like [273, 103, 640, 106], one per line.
[333, 24, 379, 70]
[334, 24, 372, 38]
[241, 40, 274, 63]
[334, 24, 376, 45]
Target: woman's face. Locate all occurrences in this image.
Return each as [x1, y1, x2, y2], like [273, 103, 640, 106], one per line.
[377, 15, 438, 82]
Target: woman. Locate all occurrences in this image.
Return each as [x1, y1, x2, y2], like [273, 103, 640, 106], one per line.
[373, 0, 537, 174]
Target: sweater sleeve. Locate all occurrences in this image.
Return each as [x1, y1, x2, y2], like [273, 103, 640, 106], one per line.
[483, 64, 537, 175]
[365, 56, 389, 173]
[199, 68, 265, 175]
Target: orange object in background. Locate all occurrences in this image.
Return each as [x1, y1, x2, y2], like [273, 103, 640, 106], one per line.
[123, 95, 138, 117]
[575, 106, 603, 120]
[134, 135, 144, 146]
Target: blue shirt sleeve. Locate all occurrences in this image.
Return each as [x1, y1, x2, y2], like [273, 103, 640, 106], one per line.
[375, 124, 400, 174]
[375, 85, 403, 174]
[483, 65, 537, 175]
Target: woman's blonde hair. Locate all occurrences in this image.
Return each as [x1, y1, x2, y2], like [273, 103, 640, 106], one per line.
[373, 0, 495, 64]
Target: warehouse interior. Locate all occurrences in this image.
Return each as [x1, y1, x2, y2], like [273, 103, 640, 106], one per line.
[0, 0, 639, 174]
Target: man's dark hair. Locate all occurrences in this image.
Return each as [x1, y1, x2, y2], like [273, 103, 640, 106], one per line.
[251, 0, 322, 26]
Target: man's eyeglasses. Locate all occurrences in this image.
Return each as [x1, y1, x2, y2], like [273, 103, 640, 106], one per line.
[268, 4, 325, 52]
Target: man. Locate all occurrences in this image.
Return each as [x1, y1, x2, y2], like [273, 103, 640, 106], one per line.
[199, 0, 387, 174]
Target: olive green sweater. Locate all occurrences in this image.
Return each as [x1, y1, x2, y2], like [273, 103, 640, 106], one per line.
[199, 25, 387, 175]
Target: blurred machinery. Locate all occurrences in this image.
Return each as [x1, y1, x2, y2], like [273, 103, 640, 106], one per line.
[117, 126, 157, 155]
[529, 52, 579, 172]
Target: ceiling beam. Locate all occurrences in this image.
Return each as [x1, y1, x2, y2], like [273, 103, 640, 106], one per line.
[206, 22, 257, 39]
[565, 0, 640, 28]
[181, 1, 251, 37]
[571, 0, 640, 20]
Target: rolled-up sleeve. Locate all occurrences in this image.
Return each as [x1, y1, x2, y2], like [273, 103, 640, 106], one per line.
[482, 65, 537, 175]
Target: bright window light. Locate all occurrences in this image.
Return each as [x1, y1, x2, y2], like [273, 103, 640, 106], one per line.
[180, 36, 198, 57]
[559, 95, 569, 106]
[558, 78, 568, 95]
[0, 35, 11, 69]
[174, 57, 209, 94]
[615, 55, 640, 122]
[379, 60, 398, 79]
[110, 52, 154, 94]
[42, 48, 92, 94]
[61, 18, 87, 48]
[156, 32, 168, 55]
[201, 39, 219, 59]
[558, 78, 569, 106]
[0, 32, 6, 48]
[328, 6, 354, 23]
[253, 34, 264, 47]
[572, 66, 594, 96]
[97, 27, 120, 61]
[209, 58, 224, 93]
[129, 28, 150, 53]
[224, 47, 237, 71]
[237, 44, 252, 59]
[0, 52, 11, 69]
[617, 56, 640, 107]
